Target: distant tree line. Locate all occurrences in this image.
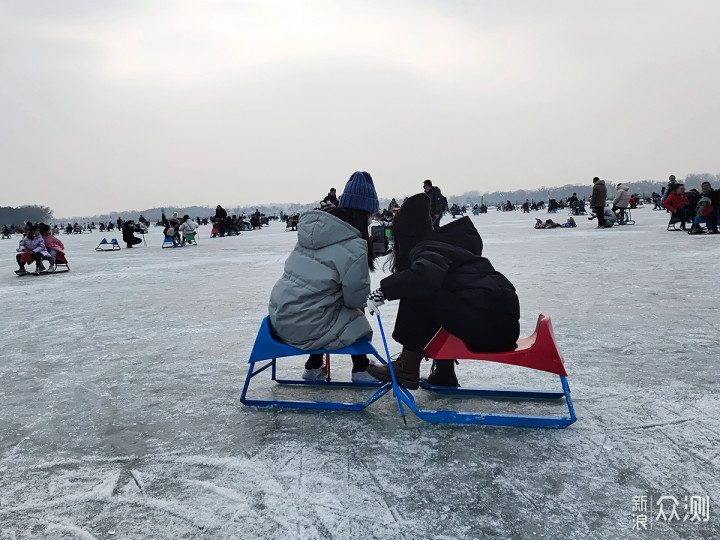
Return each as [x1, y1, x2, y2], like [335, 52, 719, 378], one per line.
[0, 205, 53, 225]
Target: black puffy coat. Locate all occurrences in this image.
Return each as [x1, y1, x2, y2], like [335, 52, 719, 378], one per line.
[122, 221, 142, 246]
[380, 217, 519, 318]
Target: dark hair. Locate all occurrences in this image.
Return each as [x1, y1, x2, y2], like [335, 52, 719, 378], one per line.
[324, 206, 377, 270]
[423, 179, 433, 187]
[386, 193, 433, 273]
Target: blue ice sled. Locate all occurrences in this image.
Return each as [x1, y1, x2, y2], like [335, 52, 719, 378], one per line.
[386, 313, 576, 428]
[95, 238, 120, 251]
[240, 317, 392, 411]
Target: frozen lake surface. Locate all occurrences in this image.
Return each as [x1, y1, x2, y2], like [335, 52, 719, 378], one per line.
[1, 208, 718, 539]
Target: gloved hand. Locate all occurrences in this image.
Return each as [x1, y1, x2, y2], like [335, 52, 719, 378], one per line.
[366, 288, 385, 315]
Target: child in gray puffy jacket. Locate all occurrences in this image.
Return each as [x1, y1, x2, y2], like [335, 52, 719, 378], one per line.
[268, 171, 380, 382]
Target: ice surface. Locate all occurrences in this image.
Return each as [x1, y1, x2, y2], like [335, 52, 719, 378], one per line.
[1, 209, 718, 539]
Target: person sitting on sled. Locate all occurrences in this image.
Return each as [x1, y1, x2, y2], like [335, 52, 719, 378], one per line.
[178, 214, 198, 244]
[365, 193, 521, 389]
[161, 211, 182, 246]
[268, 171, 380, 382]
[39, 223, 65, 272]
[15, 223, 50, 275]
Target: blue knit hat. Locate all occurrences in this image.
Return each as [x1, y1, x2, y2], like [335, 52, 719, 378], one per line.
[338, 171, 379, 214]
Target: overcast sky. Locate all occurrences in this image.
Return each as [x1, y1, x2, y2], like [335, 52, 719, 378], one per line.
[2, 0, 719, 217]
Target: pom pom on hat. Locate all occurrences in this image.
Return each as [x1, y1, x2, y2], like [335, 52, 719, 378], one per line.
[338, 171, 379, 214]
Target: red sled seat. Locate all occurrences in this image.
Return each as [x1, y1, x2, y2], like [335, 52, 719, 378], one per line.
[389, 313, 576, 428]
[53, 253, 70, 272]
[424, 313, 567, 377]
[19, 251, 70, 272]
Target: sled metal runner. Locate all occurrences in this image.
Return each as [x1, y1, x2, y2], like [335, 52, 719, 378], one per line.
[386, 313, 576, 428]
[16, 252, 70, 275]
[241, 317, 392, 411]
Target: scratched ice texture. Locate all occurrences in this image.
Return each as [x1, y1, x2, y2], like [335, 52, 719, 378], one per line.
[0, 207, 718, 539]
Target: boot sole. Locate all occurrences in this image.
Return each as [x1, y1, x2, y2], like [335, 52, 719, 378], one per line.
[367, 366, 420, 390]
[366, 367, 420, 390]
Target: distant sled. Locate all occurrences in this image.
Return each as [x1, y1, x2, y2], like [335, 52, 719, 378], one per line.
[96, 238, 121, 251]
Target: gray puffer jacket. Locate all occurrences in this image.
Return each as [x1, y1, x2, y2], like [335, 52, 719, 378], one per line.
[268, 210, 372, 350]
[613, 184, 630, 208]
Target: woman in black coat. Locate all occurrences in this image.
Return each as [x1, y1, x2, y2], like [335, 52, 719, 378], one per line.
[367, 193, 520, 389]
[122, 220, 143, 248]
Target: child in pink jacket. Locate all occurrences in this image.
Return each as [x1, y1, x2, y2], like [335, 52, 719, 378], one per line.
[40, 224, 65, 272]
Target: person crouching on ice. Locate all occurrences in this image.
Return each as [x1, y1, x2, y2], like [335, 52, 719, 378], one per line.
[268, 171, 380, 382]
[366, 193, 521, 389]
[122, 220, 143, 248]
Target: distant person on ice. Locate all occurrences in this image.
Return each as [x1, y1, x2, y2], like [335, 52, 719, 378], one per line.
[122, 220, 143, 248]
[590, 177, 607, 228]
[423, 179, 447, 231]
[214, 205, 228, 237]
[39, 223, 65, 271]
[320, 187, 338, 208]
[15, 223, 50, 275]
[365, 193, 520, 389]
[268, 171, 380, 382]
[162, 212, 182, 245]
[178, 215, 198, 244]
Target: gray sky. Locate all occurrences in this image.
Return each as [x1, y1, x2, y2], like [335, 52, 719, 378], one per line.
[2, 0, 719, 217]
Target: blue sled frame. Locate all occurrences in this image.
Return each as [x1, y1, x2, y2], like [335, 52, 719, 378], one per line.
[388, 376, 576, 428]
[240, 317, 393, 411]
[371, 313, 576, 428]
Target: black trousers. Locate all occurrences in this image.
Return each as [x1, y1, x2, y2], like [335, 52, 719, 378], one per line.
[594, 207, 606, 227]
[391, 293, 520, 354]
[16, 252, 42, 267]
[125, 236, 142, 248]
[305, 354, 368, 372]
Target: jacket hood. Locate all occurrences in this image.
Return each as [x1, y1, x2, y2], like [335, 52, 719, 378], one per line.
[595, 179, 606, 186]
[432, 216, 483, 255]
[297, 210, 360, 250]
[617, 184, 628, 192]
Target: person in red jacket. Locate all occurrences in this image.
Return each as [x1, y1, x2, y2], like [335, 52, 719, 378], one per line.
[663, 184, 691, 230]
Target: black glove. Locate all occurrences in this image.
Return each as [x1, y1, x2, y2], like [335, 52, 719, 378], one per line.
[366, 288, 385, 315]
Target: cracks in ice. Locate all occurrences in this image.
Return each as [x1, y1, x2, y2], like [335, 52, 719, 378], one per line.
[688, 313, 720, 333]
[573, 417, 695, 432]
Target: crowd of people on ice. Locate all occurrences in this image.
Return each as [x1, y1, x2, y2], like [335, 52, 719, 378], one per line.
[659, 176, 720, 233]
[7, 173, 720, 279]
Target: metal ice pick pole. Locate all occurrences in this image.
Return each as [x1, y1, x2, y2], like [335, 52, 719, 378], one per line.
[375, 313, 407, 424]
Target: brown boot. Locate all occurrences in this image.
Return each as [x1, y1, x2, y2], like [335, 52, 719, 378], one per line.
[367, 348, 425, 390]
